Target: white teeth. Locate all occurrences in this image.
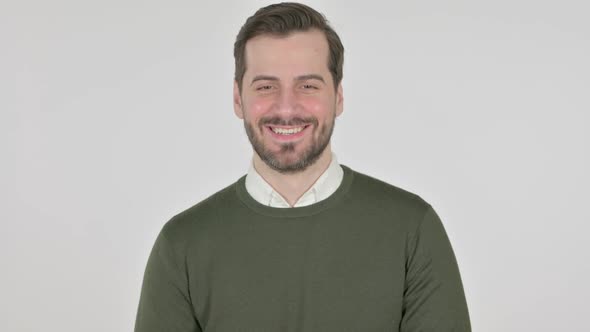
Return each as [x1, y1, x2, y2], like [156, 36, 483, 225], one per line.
[271, 126, 305, 135]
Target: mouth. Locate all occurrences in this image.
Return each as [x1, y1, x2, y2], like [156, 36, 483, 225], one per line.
[265, 124, 312, 141]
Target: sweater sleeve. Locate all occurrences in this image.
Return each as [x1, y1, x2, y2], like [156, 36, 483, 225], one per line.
[400, 205, 471, 332]
[134, 227, 202, 332]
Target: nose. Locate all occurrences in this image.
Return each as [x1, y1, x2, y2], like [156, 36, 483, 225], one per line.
[275, 88, 299, 116]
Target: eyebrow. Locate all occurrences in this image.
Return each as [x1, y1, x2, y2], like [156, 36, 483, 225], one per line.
[295, 74, 325, 83]
[250, 74, 325, 85]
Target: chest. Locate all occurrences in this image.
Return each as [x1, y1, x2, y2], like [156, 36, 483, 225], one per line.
[188, 217, 407, 331]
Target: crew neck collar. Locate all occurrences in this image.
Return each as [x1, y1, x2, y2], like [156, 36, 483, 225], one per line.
[245, 152, 343, 208]
[235, 164, 355, 218]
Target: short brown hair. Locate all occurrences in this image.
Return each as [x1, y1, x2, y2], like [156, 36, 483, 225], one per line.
[234, 2, 344, 91]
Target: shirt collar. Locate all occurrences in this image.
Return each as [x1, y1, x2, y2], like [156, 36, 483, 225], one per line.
[245, 152, 344, 208]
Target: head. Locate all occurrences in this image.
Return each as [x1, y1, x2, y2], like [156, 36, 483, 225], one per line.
[233, 2, 345, 174]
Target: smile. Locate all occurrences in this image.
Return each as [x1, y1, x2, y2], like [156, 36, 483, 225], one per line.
[271, 126, 305, 135]
[265, 125, 311, 140]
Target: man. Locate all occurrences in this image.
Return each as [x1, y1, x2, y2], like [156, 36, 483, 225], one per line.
[135, 3, 471, 332]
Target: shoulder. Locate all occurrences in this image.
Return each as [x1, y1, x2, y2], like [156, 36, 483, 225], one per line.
[344, 165, 432, 229]
[159, 176, 244, 242]
[347, 166, 428, 208]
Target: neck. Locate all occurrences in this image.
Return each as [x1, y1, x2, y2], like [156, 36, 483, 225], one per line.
[252, 144, 333, 207]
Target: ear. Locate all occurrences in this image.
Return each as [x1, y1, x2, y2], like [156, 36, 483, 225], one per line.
[233, 80, 244, 119]
[335, 83, 344, 117]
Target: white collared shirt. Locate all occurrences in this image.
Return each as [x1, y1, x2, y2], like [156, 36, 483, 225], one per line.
[245, 153, 344, 208]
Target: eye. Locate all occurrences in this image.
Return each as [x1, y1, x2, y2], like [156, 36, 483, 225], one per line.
[302, 84, 318, 90]
[256, 85, 274, 91]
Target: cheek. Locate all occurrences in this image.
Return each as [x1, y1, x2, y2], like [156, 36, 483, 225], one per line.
[245, 98, 274, 118]
[300, 97, 333, 118]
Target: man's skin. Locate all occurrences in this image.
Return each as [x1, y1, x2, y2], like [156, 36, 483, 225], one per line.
[233, 29, 344, 206]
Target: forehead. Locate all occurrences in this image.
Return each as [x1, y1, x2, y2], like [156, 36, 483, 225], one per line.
[244, 29, 330, 77]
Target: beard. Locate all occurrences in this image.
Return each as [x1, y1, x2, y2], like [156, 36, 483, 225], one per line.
[243, 111, 336, 174]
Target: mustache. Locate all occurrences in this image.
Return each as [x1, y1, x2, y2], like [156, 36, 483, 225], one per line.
[259, 116, 318, 127]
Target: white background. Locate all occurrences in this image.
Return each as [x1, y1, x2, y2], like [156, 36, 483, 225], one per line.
[2, 0, 589, 331]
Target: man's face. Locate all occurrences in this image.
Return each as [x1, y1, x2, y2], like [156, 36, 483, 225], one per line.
[233, 29, 343, 174]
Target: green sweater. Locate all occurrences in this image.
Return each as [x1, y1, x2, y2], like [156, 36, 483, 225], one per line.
[135, 165, 471, 332]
